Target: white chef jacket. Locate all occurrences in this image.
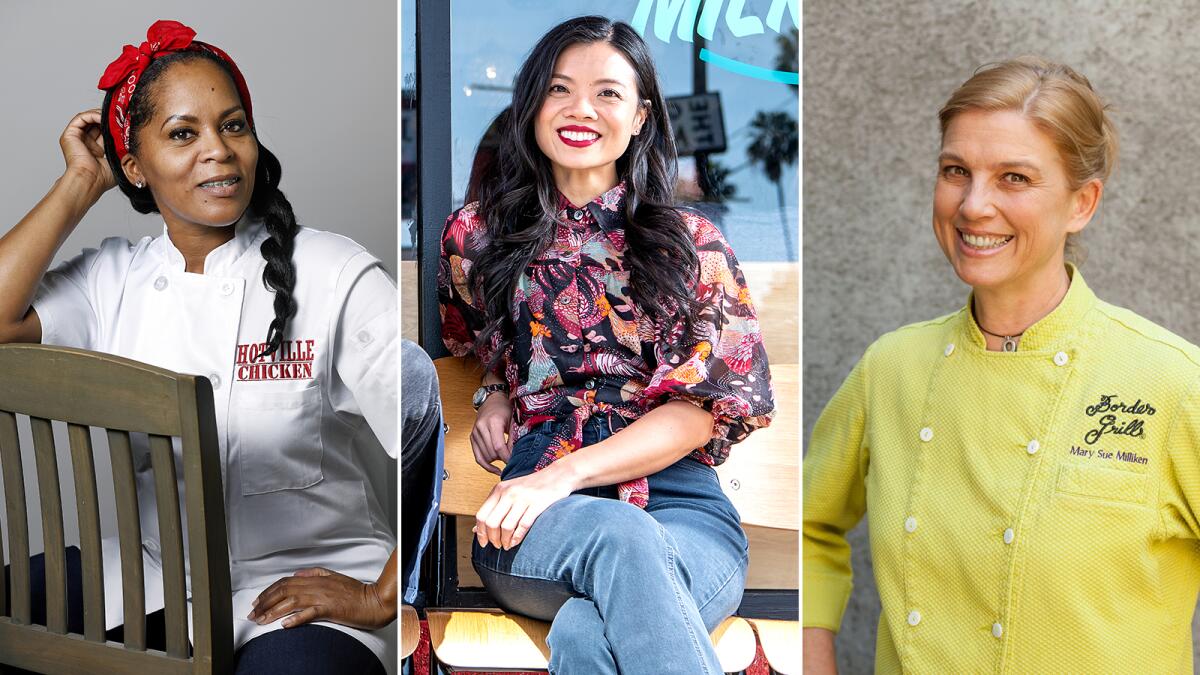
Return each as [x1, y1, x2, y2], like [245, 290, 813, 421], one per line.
[32, 216, 397, 670]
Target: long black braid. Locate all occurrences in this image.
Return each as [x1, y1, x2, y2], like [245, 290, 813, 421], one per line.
[101, 49, 299, 358]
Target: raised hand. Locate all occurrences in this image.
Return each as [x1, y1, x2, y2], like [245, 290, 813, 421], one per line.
[59, 109, 117, 200]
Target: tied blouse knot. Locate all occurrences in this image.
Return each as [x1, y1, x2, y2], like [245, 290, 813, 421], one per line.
[438, 181, 774, 507]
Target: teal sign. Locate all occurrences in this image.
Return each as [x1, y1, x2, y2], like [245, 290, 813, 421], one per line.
[631, 0, 799, 85]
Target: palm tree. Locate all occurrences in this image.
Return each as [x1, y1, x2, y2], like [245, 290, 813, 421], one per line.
[776, 28, 798, 92]
[747, 110, 798, 259]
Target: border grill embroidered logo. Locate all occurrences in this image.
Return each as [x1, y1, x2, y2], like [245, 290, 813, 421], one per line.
[1082, 394, 1154, 445]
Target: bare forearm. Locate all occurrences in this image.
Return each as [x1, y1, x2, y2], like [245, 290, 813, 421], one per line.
[803, 627, 838, 674]
[0, 171, 100, 336]
[372, 549, 398, 622]
[545, 400, 714, 490]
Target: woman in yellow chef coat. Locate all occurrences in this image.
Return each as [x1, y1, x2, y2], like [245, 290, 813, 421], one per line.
[804, 57, 1200, 674]
[0, 21, 397, 674]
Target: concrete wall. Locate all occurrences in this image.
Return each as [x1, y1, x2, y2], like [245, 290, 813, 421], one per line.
[803, 1, 1200, 672]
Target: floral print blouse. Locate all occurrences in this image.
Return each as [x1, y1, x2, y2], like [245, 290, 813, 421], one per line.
[438, 181, 774, 507]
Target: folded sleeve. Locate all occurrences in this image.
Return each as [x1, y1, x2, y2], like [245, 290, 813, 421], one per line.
[640, 213, 774, 465]
[803, 347, 872, 632]
[437, 205, 500, 369]
[31, 246, 104, 349]
[1161, 374, 1200, 541]
[330, 252, 398, 458]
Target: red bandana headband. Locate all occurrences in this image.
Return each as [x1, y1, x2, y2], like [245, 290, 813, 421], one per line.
[97, 20, 254, 161]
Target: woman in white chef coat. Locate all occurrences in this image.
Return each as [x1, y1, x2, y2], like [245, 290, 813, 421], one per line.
[0, 20, 397, 674]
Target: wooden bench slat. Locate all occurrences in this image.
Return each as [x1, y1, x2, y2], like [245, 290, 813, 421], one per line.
[67, 424, 106, 642]
[0, 410, 22, 622]
[711, 616, 757, 673]
[107, 429, 146, 650]
[0, 618, 193, 675]
[0, 345, 183, 436]
[176, 375, 234, 674]
[427, 609, 755, 671]
[31, 417, 67, 634]
[149, 434, 188, 658]
[401, 605, 420, 660]
[427, 608, 551, 670]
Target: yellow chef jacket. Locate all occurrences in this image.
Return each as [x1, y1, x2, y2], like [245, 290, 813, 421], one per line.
[804, 266, 1200, 674]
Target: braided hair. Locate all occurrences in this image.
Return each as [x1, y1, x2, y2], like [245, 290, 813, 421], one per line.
[100, 49, 299, 358]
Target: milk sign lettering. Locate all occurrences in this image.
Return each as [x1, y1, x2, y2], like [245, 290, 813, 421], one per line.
[632, 0, 799, 85]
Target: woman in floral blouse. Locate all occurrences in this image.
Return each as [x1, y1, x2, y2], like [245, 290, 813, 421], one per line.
[437, 15, 774, 674]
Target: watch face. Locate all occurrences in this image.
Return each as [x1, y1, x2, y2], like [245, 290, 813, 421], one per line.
[472, 388, 486, 409]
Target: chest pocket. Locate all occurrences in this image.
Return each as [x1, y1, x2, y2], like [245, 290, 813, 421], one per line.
[1056, 463, 1149, 506]
[234, 382, 324, 495]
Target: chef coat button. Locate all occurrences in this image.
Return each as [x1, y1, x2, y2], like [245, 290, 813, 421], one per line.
[572, 209, 584, 221]
[144, 538, 159, 553]
[1054, 351, 1069, 366]
[944, 343, 955, 357]
[1003, 528, 1015, 544]
[992, 622, 1004, 639]
[584, 378, 597, 390]
[220, 281, 234, 296]
[907, 610, 922, 626]
[904, 516, 917, 533]
[357, 329, 373, 345]
[919, 427, 933, 442]
[153, 276, 168, 291]
[209, 374, 221, 390]
[1026, 439, 1040, 455]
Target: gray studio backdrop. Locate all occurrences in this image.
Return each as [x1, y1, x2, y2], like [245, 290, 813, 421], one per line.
[805, 1, 1200, 672]
[0, 0, 396, 561]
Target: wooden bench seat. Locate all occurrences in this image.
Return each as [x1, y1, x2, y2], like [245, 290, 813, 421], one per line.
[427, 610, 756, 673]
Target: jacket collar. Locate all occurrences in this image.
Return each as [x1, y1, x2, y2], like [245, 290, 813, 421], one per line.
[962, 262, 1097, 352]
[154, 214, 266, 274]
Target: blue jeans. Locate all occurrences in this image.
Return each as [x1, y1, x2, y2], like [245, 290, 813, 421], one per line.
[472, 415, 749, 674]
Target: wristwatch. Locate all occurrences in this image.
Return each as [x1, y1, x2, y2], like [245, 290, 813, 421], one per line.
[472, 382, 509, 411]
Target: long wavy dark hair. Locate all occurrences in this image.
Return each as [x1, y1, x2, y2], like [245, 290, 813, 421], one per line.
[470, 15, 701, 371]
[101, 49, 299, 358]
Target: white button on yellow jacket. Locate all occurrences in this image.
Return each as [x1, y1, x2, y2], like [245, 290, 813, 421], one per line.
[804, 266, 1200, 674]
[33, 218, 398, 670]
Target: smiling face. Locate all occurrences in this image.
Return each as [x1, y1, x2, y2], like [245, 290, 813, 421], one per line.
[533, 41, 648, 190]
[121, 58, 258, 232]
[933, 109, 1101, 295]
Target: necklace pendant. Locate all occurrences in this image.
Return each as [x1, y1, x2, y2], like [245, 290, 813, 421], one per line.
[1002, 336, 1018, 352]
